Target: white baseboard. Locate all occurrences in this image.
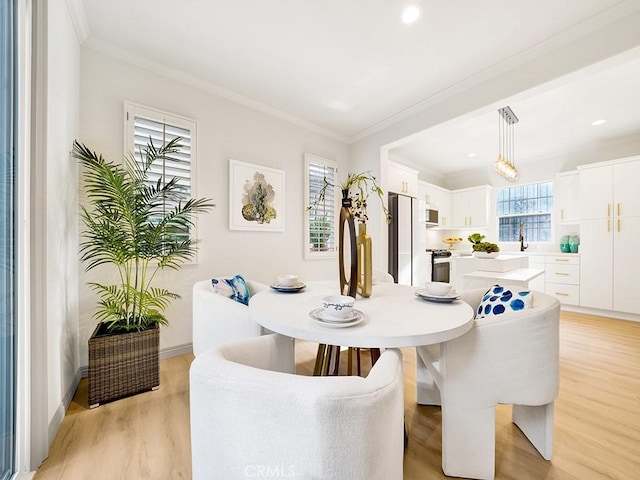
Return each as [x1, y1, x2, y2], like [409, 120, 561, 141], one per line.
[15, 471, 36, 480]
[561, 304, 640, 322]
[78, 342, 193, 378]
[48, 367, 82, 446]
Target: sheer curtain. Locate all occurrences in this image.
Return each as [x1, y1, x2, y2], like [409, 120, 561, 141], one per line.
[0, 0, 16, 478]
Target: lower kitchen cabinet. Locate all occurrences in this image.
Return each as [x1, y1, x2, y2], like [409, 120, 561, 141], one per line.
[580, 216, 640, 314]
[546, 255, 580, 306]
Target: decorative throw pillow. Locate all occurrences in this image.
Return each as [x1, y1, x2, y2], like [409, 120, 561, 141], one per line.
[475, 284, 533, 319]
[211, 274, 251, 306]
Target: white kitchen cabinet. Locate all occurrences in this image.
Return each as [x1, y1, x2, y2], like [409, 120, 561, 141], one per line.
[388, 161, 418, 197]
[451, 186, 491, 228]
[419, 181, 452, 227]
[555, 171, 580, 224]
[545, 255, 580, 306]
[578, 156, 640, 314]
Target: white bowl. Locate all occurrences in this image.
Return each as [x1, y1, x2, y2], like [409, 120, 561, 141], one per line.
[277, 274, 299, 287]
[321, 295, 355, 319]
[424, 282, 453, 296]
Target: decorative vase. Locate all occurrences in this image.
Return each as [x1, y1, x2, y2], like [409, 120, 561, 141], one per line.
[569, 234, 580, 253]
[357, 223, 372, 297]
[338, 189, 358, 297]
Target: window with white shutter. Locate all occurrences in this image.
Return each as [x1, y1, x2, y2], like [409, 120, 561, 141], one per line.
[124, 102, 198, 244]
[305, 154, 338, 259]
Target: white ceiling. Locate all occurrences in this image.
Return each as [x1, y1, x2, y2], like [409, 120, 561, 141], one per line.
[80, 0, 640, 174]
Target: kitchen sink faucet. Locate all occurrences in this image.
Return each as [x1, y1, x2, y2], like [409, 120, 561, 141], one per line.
[519, 223, 529, 251]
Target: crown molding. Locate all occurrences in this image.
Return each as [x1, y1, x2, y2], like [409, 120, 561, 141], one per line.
[66, 0, 89, 44]
[82, 37, 350, 144]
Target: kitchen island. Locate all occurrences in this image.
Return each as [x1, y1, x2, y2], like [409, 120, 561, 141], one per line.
[450, 254, 545, 291]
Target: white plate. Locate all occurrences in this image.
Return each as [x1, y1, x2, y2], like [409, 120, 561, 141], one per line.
[309, 308, 364, 327]
[415, 290, 461, 303]
[270, 282, 306, 292]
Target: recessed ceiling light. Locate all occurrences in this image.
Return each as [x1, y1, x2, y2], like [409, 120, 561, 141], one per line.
[468, 153, 477, 158]
[591, 119, 606, 126]
[402, 4, 421, 24]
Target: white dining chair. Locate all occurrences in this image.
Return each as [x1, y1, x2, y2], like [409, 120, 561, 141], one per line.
[415, 287, 560, 480]
[192, 277, 268, 357]
[190, 333, 405, 480]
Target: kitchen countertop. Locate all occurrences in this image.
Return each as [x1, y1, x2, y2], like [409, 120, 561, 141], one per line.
[463, 268, 545, 284]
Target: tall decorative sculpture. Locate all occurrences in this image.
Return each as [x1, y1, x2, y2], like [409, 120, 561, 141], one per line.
[338, 189, 358, 298]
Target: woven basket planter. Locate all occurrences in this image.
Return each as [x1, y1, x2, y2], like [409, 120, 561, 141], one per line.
[88, 323, 160, 408]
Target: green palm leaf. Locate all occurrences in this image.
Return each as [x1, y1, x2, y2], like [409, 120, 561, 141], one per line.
[75, 138, 215, 333]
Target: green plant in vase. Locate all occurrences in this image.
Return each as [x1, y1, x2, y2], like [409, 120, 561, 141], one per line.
[308, 170, 390, 297]
[74, 137, 215, 407]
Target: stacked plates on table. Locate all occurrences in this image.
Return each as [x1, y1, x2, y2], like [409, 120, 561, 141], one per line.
[415, 290, 461, 303]
[270, 282, 306, 292]
[309, 307, 364, 328]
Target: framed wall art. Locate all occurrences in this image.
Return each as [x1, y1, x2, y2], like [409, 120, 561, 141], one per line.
[229, 159, 285, 232]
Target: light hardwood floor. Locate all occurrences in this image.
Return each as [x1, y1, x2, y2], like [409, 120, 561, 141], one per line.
[35, 311, 640, 479]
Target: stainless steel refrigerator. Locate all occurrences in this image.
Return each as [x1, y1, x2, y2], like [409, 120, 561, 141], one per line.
[388, 193, 428, 286]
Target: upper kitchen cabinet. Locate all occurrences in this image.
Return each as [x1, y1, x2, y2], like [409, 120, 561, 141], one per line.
[451, 185, 492, 228]
[419, 181, 452, 227]
[578, 156, 640, 314]
[555, 171, 580, 224]
[388, 161, 418, 197]
[579, 157, 640, 221]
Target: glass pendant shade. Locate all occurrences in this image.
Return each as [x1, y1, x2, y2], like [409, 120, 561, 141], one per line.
[494, 106, 519, 181]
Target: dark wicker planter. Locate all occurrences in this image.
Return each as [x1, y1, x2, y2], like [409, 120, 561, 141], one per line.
[88, 323, 160, 408]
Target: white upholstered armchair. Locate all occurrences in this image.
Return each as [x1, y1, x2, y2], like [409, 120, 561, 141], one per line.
[416, 287, 560, 480]
[192, 278, 268, 357]
[190, 333, 405, 480]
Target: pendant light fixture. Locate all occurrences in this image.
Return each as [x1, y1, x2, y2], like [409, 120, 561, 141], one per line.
[494, 106, 519, 181]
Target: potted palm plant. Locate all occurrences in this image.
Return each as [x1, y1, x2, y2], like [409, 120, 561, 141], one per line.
[73, 138, 214, 407]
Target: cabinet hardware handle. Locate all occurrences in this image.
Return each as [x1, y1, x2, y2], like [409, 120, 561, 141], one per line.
[617, 203, 620, 216]
[607, 204, 611, 217]
[560, 209, 564, 220]
[555, 292, 569, 296]
[555, 258, 569, 262]
[555, 272, 569, 276]
[607, 219, 610, 232]
[618, 219, 621, 232]
[469, 216, 472, 225]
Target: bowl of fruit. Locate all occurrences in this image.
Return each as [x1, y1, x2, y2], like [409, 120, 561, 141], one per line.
[442, 237, 463, 250]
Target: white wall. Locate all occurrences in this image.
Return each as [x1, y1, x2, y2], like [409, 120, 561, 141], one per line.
[78, 48, 349, 365]
[44, 0, 80, 431]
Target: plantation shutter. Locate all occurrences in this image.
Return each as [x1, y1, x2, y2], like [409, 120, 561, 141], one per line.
[306, 156, 337, 256]
[133, 116, 192, 202]
[125, 103, 198, 244]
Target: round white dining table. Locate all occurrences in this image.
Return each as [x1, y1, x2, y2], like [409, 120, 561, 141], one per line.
[249, 281, 475, 349]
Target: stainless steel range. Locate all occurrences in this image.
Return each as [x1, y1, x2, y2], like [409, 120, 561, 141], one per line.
[426, 249, 451, 283]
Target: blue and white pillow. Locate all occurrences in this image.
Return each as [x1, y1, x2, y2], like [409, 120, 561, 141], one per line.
[475, 284, 533, 319]
[211, 274, 251, 306]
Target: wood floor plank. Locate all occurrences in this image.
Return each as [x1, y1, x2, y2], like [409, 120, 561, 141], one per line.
[34, 312, 640, 479]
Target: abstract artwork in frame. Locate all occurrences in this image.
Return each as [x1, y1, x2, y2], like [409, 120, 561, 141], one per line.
[229, 159, 285, 232]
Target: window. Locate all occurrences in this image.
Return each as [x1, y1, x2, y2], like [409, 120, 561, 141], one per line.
[497, 181, 553, 242]
[124, 103, 197, 244]
[305, 154, 338, 259]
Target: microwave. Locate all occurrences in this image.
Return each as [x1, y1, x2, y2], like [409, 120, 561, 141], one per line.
[425, 208, 439, 226]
